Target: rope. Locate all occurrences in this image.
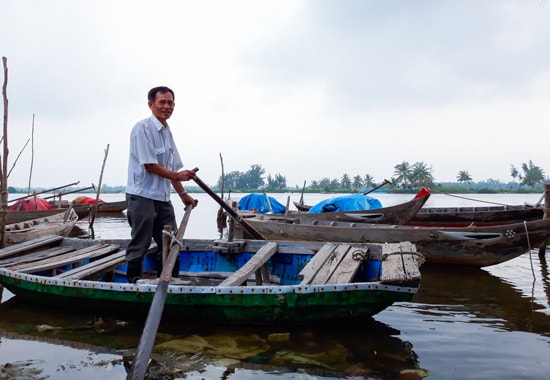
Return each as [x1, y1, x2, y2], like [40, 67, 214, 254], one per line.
[431, 191, 516, 207]
[162, 229, 184, 248]
[351, 249, 369, 261]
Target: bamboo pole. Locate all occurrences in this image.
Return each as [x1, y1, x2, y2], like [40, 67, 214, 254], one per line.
[8, 181, 80, 203]
[7, 138, 29, 178]
[27, 114, 35, 194]
[539, 184, 549, 257]
[1, 57, 9, 249]
[88, 144, 109, 236]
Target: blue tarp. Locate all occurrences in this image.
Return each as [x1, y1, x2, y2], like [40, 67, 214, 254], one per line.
[307, 194, 382, 213]
[238, 193, 286, 214]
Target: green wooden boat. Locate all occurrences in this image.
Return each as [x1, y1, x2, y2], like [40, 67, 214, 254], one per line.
[0, 236, 423, 324]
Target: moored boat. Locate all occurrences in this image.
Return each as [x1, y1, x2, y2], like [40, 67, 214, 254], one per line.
[243, 188, 431, 225]
[0, 236, 423, 324]
[239, 216, 550, 267]
[3, 209, 79, 245]
[408, 204, 543, 227]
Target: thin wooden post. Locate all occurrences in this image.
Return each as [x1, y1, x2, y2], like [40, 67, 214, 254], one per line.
[1, 57, 10, 249]
[89, 144, 110, 236]
[539, 184, 550, 257]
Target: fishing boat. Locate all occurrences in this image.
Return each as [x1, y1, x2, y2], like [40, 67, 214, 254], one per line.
[266, 187, 431, 225]
[50, 198, 128, 214]
[238, 216, 550, 267]
[3, 209, 79, 245]
[7, 206, 91, 223]
[407, 204, 544, 227]
[0, 236, 423, 324]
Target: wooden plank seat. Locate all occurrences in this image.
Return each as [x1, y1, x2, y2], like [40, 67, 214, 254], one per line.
[0, 246, 75, 268]
[8, 243, 121, 274]
[299, 242, 419, 285]
[298, 243, 358, 285]
[56, 243, 159, 281]
[55, 250, 127, 280]
[0, 235, 65, 261]
[219, 242, 278, 286]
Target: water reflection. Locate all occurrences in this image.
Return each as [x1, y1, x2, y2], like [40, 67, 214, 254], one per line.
[0, 297, 425, 379]
[414, 262, 550, 335]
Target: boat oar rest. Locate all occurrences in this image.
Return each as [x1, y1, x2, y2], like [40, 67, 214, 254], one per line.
[219, 242, 278, 286]
[7, 243, 120, 274]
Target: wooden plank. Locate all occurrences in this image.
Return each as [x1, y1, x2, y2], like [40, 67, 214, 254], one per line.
[0, 235, 64, 260]
[9, 244, 120, 273]
[219, 242, 278, 286]
[0, 246, 75, 268]
[380, 242, 422, 284]
[56, 250, 127, 280]
[309, 244, 351, 285]
[298, 243, 338, 284]
[325, 245, 368, 284]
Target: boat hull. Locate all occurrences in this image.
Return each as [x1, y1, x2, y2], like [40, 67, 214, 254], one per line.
[0, 238, 422, 324]
[0, 272, 415, 323]
[243, 218, 550, 267]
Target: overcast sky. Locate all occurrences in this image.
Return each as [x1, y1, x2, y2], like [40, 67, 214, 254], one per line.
[1, 0, 549, 190]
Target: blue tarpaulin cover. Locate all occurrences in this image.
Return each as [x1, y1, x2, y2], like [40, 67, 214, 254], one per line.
[307, 194, 382, 213]
[238, 193, 286, 214]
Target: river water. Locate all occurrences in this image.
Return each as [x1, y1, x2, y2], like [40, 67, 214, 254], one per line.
[1, 192, 549, 379]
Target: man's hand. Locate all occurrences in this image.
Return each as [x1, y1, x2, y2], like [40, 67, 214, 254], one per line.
[174, 169, 197, 181]
[182, 193, 198, 207]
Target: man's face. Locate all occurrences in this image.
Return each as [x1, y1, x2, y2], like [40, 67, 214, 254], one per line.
[149, 91, 175, 125]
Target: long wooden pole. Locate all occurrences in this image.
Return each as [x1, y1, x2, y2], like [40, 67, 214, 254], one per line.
[89, 144, 109, 234]
[27, 113, 35, 194]
[8, 181, 81, 203]
[193, 174, 266, 240]
[1, 57, 9, 248]
[127, 205, 194, 380]
[363, 179, 391, 195]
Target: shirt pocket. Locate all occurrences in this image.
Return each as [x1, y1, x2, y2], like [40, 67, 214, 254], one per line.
[155, 147, 165, 166]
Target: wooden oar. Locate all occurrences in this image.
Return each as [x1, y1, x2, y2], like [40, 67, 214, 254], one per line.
[127, 204, 194, 380]
[8, 181, 81, 203]
[193, 175, 266, 240]
[363, 179, 391, 195]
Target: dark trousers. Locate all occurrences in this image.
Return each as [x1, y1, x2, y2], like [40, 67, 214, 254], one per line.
[125, 193, 177, 276]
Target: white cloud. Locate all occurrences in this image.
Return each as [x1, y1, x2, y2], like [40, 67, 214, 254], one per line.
[1, 0, 549, 189]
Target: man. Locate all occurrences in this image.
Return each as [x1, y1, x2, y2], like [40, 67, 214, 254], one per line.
[125, 86, 198, 283]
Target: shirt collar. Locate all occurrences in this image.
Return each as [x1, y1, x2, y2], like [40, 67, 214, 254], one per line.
[150, 115, 169, 131]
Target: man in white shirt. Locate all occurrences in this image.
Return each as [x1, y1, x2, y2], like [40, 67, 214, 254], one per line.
[125, 86, 197, 283]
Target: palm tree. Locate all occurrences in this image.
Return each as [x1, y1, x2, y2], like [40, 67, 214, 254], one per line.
[520, 160, 545, 187]
[409, 162, 434, 188]
[510, 160, 545, 187]
[393, 162, 411, 189]
[456, 170, 473, 184]
[363, 174, 376, 188]
[340, 173, 351, 190]
[352, 175, 363, 191]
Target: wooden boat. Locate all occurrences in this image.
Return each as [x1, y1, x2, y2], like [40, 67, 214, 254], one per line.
[408, 204, 544, 227]
[7, 206, 91, 223]
[51, 199, 128, 214]
[3, 209, 79, 245]
[239, 216, 550, 267]
[278, 188, 430, 224]
[0, 236, 423, 324]
[293, 201, 311, 211]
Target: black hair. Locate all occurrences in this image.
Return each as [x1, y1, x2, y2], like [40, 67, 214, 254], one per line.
[148, 86, 175, 102]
